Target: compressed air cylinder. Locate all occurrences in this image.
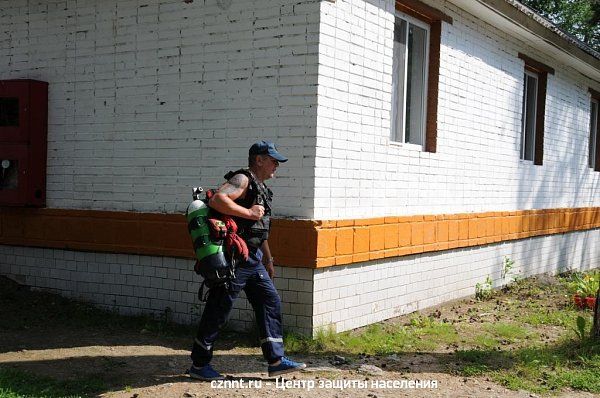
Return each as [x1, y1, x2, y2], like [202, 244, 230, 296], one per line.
[185, 199, 228, 274]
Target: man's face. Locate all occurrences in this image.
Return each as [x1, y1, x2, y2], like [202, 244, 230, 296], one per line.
[257, 154, 279, 180]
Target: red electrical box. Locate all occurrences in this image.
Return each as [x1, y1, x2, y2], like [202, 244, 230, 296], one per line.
[0, 79, 48, 207]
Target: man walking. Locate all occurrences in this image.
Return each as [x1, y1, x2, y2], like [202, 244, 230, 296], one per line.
[189, 140, 306, 380]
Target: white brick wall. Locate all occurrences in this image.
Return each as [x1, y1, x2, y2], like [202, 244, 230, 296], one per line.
[0, 0, 320, 218]
[0, 246, 313, 335]
[3, 0, 596, 219]
[313, 0, 600, 219]
[313, 228, 600, 334]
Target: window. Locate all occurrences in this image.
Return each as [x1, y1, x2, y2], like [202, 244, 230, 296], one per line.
[392, 14, 429, 146]
[521, 71, 538, 161]
[590, 96, 599, 171]
[518, 54, 553, 165]
[391, 0, 453, 153]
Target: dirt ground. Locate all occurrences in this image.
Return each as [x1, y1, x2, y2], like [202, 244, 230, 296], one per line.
[0, 277, 598, 398]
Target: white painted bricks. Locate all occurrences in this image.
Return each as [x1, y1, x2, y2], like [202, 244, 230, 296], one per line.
[0, 245, 313, 336]
[0, 0, 320, 218]
[2, 0, 597, 220]
[313, 228, 600, 334]
[314, 0, 600, 219]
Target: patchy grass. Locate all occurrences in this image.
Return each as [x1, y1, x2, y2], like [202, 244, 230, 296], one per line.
[286, 315, 460, 356]
[471, 334, 500, 349]
[520, 306, 578, 327]
[286, 272, 600, 394]
[486, 337, 600, 393]
[0, 367, 106, 398]
[484, 322, 533, 342]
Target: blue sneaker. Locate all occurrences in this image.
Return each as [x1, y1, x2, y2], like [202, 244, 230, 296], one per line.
[268, 356, 307, 377]
[188, 364, 224, 381]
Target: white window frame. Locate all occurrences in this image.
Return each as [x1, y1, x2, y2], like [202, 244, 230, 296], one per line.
[521, 70, 538, 161]
[590, 98, 599, 169]
[391, 11, 430, 148]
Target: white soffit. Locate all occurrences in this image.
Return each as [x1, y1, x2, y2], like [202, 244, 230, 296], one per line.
[448, 0, 600, 83]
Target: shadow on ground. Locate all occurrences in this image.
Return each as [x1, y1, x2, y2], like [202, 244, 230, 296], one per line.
[1, 276, 599, 397]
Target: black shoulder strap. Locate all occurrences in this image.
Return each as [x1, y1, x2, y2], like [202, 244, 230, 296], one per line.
[224, 168, 251, 181]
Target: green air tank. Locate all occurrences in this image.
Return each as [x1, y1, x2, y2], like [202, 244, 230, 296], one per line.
[186, 188, 228, 277]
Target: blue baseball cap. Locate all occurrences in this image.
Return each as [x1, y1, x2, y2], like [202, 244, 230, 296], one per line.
[249, 140, 288, 162]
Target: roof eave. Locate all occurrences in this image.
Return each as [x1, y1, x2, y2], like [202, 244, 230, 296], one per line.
[448, 0, 600, 84]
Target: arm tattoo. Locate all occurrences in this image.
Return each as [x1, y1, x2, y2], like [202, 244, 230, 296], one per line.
[228, 174, 245, 188]
[220, 174, 247, 195]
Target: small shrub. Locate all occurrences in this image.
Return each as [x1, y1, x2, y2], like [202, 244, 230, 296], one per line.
[502, 256, 515, 279]
[476, 276, 494, 301]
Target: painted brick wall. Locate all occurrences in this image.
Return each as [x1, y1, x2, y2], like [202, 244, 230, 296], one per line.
[0, 0, 320, 218]
[0, 245, 314, 335]
[313, 228, 600, 333]
[3, 0, 596, 221]
[314, 0, 600, 219]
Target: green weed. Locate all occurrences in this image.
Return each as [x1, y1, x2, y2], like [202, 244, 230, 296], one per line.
[460, 363, 489, 376]
[475, 276, 494, 301]
[574, 316, 587, 340]
[521, 308, 577, 326]
[471, 334, 499, 348]
[484, 322, 531, 341]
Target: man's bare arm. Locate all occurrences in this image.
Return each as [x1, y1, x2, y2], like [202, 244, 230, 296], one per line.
[209, 174, 264, 220]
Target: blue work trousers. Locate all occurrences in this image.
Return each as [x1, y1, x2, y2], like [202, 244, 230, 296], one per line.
[191, 253, 285, 366]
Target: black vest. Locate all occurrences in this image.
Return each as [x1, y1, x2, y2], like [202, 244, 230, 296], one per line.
[223, 169, 273, 248]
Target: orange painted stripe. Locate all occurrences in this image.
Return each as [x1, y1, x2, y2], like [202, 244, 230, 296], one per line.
[0, 208, 192, 258]
[0, 207, 318, 268]
[0, 207, 599, 269]
[314, 208, 600, 268]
